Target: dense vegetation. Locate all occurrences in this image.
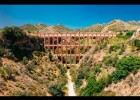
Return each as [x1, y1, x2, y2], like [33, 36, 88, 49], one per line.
[116, 30, 135, 39]
[78, 55, 140, 96]
[1, 26, 44, 60]
[109, 56, 140, 83]
[2, 26, 27, 42]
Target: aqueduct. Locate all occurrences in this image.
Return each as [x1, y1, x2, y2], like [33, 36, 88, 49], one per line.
[38, 32, 116, 67]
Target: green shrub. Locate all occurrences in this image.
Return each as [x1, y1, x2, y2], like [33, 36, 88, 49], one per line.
[109, 70, 128, 83]
[108, 43, 125, 54]
[75, 79, 82, 89]
[124, 30, 134, 39]
[57, 80, 67, 91]
[0, 65, 18, 81]
[133, 39, 140, 50]
[109, 56, 140, 83]
[0, 48, 17, 61]
[33, 51, 45, 57]
[49, 51, 53, 61]
[80, 76, 109, 96]
[93, 63, 102, 75]
[119, 44, 125, 55]
[85, 66, 90, 72]
[116, 30, 134, 39]
[77, 72, 85, 79]
[2, 26, 27, 42]
[56, 63, 66, 76]
[80, 77, 96, 96]
[48, 84, 65, 96]
[109, 45, 118, 53]
[116, 56, 140, 71]
[104, 56, 118, 67]
[93, 77, 109, 93]
[0, 67, 9, 81]
[119, 48, 125, 55]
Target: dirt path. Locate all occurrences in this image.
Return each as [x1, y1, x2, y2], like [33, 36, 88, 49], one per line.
[66, 70, 76, 96]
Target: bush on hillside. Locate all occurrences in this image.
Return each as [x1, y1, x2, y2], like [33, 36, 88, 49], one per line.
[0, 67, 9, 81]
[56, 63, 66, 76]
[133, 39, 140, 50]
[48, 84, 65, 96]
[124, 30, 134, 39]
[80, 76, 109, 96]
[49, 51, 53, 61]
[109, 45, 118, 53]
[33, 51, 45, 57]
[75, 79, 83, 89]
[119, 46, 125, 55]
[103, 55, 118, 67]
[77, 72, 85, 79]
[0, 65, 18, 81]
[109, 56, 140, 83]
[93, 63, 102, 75]
[2, 26, 27, 42]
[116, 30, 135, 39]
[109, 44, 125, 54]
[0, 48, 17, 61]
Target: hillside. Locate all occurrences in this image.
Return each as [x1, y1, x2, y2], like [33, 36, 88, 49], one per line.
[53, 24, 75, 32]
[79, 20, 140, 33]
[128, 20, 140, 26]
[20, 24, 38, 33]
[79, 24, 105, 32]
[20, 24, 74, 34]
[0, 27, 67, 96]
[1, 19, 140, 96]
[35, 24, 48, 30]
[69, 29, 140, 96]
[0, 51, 67, 96]
[16, 19, 140, 34]
[101, 20, 138, 33]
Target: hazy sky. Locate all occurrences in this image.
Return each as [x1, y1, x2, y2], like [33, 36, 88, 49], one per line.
[0, 5, 140, 29]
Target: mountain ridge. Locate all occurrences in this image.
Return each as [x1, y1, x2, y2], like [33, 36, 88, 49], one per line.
[5, 19, 140, 34]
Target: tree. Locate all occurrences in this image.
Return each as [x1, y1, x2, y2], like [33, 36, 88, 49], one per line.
[133, 39, 140, 50]
[2, 26, 27, 42]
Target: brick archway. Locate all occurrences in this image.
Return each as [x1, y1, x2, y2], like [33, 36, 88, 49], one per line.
[39, 32, 116, 67]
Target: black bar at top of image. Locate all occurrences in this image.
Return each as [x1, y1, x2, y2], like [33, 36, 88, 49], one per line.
[1, 0, 140, 4]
